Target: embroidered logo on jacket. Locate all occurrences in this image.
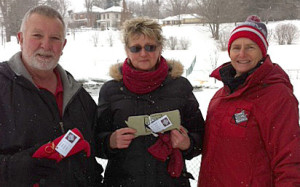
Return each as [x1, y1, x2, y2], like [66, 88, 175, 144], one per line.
[231, 109, 250, 127]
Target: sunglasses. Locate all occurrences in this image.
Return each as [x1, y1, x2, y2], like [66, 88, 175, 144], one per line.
[128, 45, 157, 53]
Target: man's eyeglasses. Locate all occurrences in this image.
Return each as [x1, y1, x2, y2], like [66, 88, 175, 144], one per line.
[128, 45, 157, 53]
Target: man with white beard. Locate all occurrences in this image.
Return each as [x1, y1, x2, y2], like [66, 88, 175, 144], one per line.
[0, 5, 103, 187]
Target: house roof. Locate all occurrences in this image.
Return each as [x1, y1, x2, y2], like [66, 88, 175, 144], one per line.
[102, 6, 122, 13]
[72, 5, 122, 14]
[162, 14, 202, 21]
[92, 6, 104, 12]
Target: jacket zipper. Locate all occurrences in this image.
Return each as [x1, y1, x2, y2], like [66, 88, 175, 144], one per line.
[59, 121, 65, 134]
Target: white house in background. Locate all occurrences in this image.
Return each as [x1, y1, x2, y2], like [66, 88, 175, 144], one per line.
[162, 14, 205, 25]
[96, 6, 122, 30]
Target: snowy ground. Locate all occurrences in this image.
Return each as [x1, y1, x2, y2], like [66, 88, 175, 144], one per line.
[1, 20, 300, 186]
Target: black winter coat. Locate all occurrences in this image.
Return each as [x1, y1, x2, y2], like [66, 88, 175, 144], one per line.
[0, 52, 103, 187]
[96, 60, 205, 187]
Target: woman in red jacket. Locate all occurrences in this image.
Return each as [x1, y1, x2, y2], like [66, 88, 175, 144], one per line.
[198, 15, 300, 187]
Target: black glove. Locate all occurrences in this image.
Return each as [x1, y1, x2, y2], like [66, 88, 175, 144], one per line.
[6, 147, 58, 185]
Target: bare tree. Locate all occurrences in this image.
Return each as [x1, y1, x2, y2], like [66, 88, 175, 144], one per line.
[0, 0, 10, 41]
[194, 0, 240, 40]
[84, 0, 93, 27]
[120, 0, 130, 27]
[164, 0, 191, 25]
[107, 31, 114, 47]
[127, 0, 161, 18]
[218, 30, 230, 51]
[195, 0, 221, 39]
[91, 31, 99, 47]
[0, 0, 39, 42]
[285, 23, 298, 44]
[40, 0, 70, 17]
[93, 0, 106, 8]
[242, 0, 300, 21]
[166, 36, 178, 50]
[142, 0, 161, 18]
[179, 37, 190, 50]
[127, 1, 141, 17]
[274, 23, 299, 45]
[57, 0, 70, 17]
[274, 24, 286, 45]
[210, 48, 219, 83]
[105, 0, 121, 8]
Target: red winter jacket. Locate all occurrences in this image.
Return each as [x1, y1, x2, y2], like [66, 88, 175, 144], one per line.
[198, 56, 300, 187]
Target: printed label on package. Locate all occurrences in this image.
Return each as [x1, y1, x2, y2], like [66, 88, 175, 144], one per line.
[55, 130, 80, 157]
[147, 115, 173, 133]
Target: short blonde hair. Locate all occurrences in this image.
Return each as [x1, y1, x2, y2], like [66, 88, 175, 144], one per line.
[122, 17, 165, 48]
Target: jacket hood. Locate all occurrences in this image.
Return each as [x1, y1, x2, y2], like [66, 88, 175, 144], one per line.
[0, 52, 82, 114]
[210, 56, 293, 92]
[109, 58, 184, 81]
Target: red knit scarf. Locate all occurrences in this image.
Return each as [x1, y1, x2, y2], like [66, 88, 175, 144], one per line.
[122, 57, 169, 94]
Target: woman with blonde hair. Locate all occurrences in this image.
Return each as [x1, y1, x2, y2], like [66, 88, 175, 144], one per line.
[96, 17, 205, 187]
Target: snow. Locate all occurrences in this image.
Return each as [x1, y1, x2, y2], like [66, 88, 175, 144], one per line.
[103, 6, 122, 13]
[162, 14, 201, 21]
[1, 20, 300, 187]
[68, 1, 122, 13]
[91, 6, 105, 13]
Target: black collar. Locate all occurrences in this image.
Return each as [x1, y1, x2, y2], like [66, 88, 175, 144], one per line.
[219, 58, 264, 93]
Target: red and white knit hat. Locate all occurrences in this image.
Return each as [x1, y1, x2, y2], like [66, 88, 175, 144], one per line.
[228, 15, 268, 57]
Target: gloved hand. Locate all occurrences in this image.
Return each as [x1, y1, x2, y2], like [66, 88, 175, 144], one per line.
[32, 128, 91, 162]
[5, 147, 57, 185]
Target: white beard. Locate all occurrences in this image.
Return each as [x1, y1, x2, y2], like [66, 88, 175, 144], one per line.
[24, 49, 59, 71]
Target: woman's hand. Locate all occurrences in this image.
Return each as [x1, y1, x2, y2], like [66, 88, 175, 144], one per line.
[109, 127, 136, 149]
[170, 126, 190, 151]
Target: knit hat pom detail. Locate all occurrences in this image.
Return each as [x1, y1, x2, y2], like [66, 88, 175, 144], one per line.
[246, 15, 261, 23]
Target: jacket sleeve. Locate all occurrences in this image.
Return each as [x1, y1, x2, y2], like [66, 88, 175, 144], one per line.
[257, 87, 300, 186]
[95, 82, 119, 159]
[0, 146, 58, 186]
[180, 80, 205, 160]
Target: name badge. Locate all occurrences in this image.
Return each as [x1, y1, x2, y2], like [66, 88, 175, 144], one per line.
[148, 115, 173, 133]
[55, 129, 80, 157]
[234, 110, 248, 124]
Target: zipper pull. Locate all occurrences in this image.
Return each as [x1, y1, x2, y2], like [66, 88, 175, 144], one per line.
[59, 122, 65, 134]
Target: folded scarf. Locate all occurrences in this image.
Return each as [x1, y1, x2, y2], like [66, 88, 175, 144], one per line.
[148, 133, 183, 177]
[32, 128, 90, 162]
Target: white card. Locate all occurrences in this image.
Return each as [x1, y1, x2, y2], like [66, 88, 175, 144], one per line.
[55, 130, 81, 157]
[148, 115, 173, 133]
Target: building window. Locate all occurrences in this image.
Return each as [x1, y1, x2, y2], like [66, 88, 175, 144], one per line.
[103, 14, 105, 19]
[107, 14, 109, 19]
[115, 14, 118, 18]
